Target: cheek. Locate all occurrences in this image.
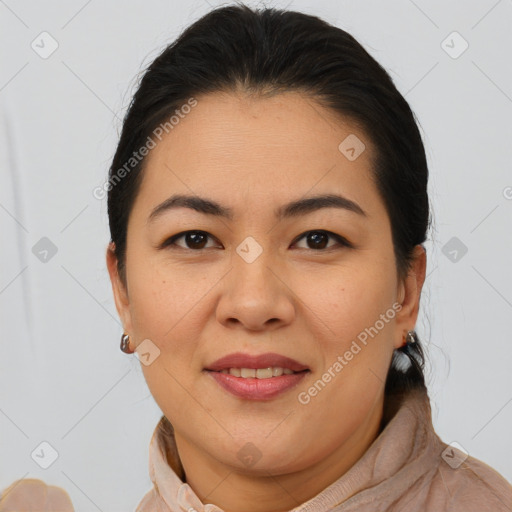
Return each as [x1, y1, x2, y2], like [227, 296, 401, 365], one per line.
[127, 259, 202, 337]
[127, 265, 206, 417]
[298, 262, 396, 345]
[293, 273, 395, 431]
[126, 260, 223, 398]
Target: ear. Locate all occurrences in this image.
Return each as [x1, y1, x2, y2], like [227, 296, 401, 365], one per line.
[106, 242, 133, 333]
[393, 244, 427, 349]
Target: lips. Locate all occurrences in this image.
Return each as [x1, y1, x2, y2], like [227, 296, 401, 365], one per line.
[204, 352, 310, 400]
[204, 352, 310, 373]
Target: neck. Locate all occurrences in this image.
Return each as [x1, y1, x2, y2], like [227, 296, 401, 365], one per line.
[172, 392, 386, 512]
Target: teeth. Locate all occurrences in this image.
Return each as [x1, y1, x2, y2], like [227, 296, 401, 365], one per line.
[256, 368, 272, 379]
[218, 367, 298, 378]
[272, 367, 283, 377]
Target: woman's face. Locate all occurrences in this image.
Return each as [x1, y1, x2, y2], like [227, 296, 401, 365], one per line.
[108, 90, 425, 479]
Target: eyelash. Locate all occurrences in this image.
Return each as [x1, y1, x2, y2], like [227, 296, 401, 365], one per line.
[159, 230, 353, 252]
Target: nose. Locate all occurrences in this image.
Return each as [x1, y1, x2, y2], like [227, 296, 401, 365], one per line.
[215, 247, 296, 332]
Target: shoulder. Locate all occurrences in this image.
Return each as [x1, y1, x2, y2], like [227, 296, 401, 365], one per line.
[0, 478, 74, 511]
[427, 450, 512, 511]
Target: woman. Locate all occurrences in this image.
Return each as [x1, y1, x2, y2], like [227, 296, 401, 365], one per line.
[1, 3, 511, 511]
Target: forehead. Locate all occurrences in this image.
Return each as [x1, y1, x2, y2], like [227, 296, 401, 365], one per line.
[132, 90, 382, 222]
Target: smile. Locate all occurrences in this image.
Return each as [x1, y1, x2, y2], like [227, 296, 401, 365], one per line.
[204, 351, 310, 400]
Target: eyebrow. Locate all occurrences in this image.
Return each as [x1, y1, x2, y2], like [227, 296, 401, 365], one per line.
[147, 192, 367, 224]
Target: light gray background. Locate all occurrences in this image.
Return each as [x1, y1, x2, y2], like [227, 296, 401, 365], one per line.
[1, 0, 511, 510]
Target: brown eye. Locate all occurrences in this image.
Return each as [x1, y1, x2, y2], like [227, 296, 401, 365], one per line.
[161, 230, 219, 250]
[292, 230, 352, 251]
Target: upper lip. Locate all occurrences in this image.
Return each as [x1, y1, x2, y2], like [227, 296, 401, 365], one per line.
[205, 352, 310, 372]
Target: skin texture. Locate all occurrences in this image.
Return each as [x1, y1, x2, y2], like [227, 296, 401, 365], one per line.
[107, 90, 426, 512]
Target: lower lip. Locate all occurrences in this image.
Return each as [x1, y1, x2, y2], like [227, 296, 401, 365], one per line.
[206, 370, 309, 400]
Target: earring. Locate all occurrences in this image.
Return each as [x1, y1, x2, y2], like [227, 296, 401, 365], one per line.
[120, 333, 134, 354]
[402, 330, 416, 347]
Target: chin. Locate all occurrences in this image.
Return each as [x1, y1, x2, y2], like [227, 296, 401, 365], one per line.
[227, 452, 302, 476]
[211, 435, 307, 475]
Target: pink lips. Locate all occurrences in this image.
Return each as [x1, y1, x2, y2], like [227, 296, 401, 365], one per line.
[204, 352, 310, 400]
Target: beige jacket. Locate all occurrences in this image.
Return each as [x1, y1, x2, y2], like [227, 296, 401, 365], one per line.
[2, 389, 511, 511]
